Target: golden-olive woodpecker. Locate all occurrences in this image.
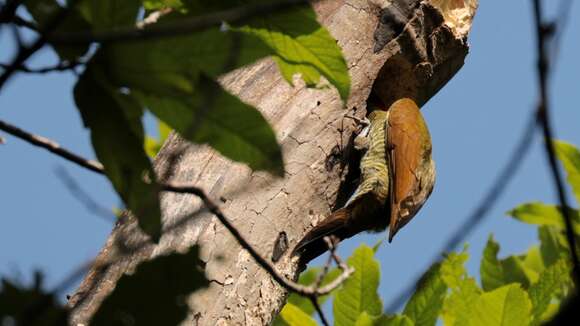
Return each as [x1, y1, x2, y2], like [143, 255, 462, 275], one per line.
[293, 98, 435, 256]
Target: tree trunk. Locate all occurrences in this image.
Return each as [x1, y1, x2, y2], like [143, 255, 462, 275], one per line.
[68, 0, 478, 324]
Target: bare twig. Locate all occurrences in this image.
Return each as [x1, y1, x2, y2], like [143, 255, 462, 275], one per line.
[0, 118, 354, 297]
[386, 115, 537, 312]
[531, 0, 580, 284]
[11, 15, 39, 31]
[48, 0, 308, 45]
[324, 236, 347, 268]
[0, 60, 84, 74]
[310, 296, 330, 326]
[314, 241, 335, 289]
[0, 119, 104, 173]
[54, 166, 116, 223]
[0, 0, 81, 92]
[164, 182, 354, 296]
[0, 0, 23, 25]
[308, 237, 343, 326]
[343, 114, 369, 126]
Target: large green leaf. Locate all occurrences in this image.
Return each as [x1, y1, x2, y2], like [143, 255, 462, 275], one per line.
[77, 0, 141, 30]
[74, 66, 162, 241]
[133, 76, 284, 175]
[507, 202, 580, 232]
[471, 284, 532, 326]
[403, 263, 447, 326]
[334, 245, 382, 326]
[528, 259, 571, 325]
[237, 6, 350, 101]
[23, 0, 91, 60]
[480, 235, 531, 291]
[101, 2, 349, 99]
[553, 140, 580, 205]
[91, 246, 208, 325]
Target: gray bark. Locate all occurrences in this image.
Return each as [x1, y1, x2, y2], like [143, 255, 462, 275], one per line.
[68, 0, 478, 324]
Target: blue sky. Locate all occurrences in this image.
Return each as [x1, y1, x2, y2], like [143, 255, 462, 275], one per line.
[0, 0, 578, 316]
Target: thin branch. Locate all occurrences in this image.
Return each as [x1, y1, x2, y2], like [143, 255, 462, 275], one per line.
[314, 244, 335, 289]
[54, 166, 116, 223]
[164, 182, 354, 296]
[0, 119, 104, 174]
[531, 0, 580, 284]
[0, 60, 84, 74]
[11, 15, 39, 31]
[310, 296, 330, 326]
[0, 118, 354, 297]
[0, 0, 23, 25]
[0, 0, 80, 92]
[324, 236, 347, 268]
[386, 115, 537, 312]
[48, 0, 308, 45]
[307, 237, 342, 326]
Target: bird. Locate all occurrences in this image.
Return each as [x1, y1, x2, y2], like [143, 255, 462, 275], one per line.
[293, 98, 435, 258]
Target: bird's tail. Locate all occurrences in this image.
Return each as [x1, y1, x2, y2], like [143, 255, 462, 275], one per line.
[292, 208, 352, 260]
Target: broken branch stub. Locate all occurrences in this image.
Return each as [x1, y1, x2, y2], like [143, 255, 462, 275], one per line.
[67, 0, 478, 325]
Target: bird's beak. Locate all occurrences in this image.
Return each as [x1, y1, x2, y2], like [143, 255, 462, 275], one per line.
[388, 219, 399, 243]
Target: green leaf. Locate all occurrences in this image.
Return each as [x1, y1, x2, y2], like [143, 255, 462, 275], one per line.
[159, 119, 172, 142]
[104, 3, 349, 102]
[237, 6, 350, 101]
[277, 303, 317, 326]
[442, 278, 481, 326]
[144, 136, 161, 159]
[0, 272, 68, 326]
[346, 313, 416, 326]
[143, 0, 184, 10]
[91, 246, 208, 325]
[538, 226, 569, 267]
[439, 249, 482, 326]
[286, 267, 341, 316]
[355, 311, 398, 326]
[517, 246, 545, 283]
[334, 245, 382, 326]
[374, 314, 415, 326]
[480, 235, 531, 291]
[23, 0, 90, 60]
[553, 140, 580, 205]
[144, 119, 172, 159]
[470, 284, 532, 326]
[74, 66, 162, 241]
[77, 0, 141, 30]
[507, 202, 580, 232]
[403, 263, 447, 326]
[528, 259, 572, 325]
[133, 76, 284, 175]
[439, 250, 469, 289]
